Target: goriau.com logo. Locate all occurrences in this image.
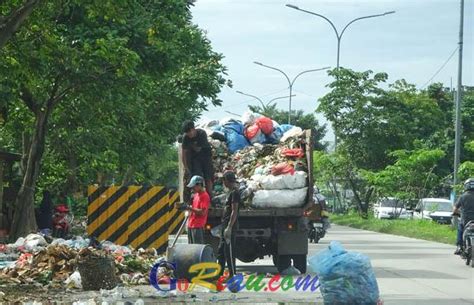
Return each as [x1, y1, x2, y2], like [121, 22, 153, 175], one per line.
[149, 261, 320, 293]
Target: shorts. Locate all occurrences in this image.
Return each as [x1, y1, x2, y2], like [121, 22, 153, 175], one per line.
[191, 152, 213, 181]
[187, 228, 204, 244]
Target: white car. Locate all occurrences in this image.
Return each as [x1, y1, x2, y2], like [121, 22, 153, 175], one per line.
[374, 197, 411, 219]
[413, 198, 453, 224]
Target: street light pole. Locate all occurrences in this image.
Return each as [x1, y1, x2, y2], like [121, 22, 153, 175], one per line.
[286, 4, 395, 69]
[236, 90, 265, 109]
[453, 0, 464, 197]
[253, 61, 329, 124]
[236, 90, 295, 111]
[286, 4, 395, 149]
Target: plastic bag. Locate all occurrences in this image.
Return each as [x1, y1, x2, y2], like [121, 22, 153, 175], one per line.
[280, 124, 294, 134]
[256, 117, 273, 135]
[281, 148, 305, 158]
[244, 124, 260, 140]
[266, 126, 283, 144]
[309, 241, 380, 305]
[281, 126, 303, 142]
[249, 129, 266, 144]
[252, 171, 307, 190]
[223, 119, 244, 135]
[242, 111, 260, 125]
[65, 271, 83, 289]
[271, 162, 295, 176]
[226, 130, 249, 154]
[252, 187, 307, 208]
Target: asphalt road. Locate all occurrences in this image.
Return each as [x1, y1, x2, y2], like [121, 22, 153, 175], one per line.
[311, 225, 474, 305]
[37, 225, 474, 304]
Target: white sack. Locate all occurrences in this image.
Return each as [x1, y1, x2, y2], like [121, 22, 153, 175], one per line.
[281, 126, 303, 142]
[252, 187, 307, 208]
[251, 171, 307, 190]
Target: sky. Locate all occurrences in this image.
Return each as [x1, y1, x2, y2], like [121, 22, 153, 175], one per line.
[191, 0, 473, 143]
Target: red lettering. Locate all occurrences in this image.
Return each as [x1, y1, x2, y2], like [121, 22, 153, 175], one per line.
[177, 278, 189, 292]
[268, 274, 281, 292]
[216, 275, 227, 292]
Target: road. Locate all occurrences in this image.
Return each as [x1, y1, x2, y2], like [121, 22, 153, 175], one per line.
[43, 225, 474, 304]
[312, 225, 473, 305]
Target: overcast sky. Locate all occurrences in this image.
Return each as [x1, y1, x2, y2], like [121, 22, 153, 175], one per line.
[192, 0, 473, 142]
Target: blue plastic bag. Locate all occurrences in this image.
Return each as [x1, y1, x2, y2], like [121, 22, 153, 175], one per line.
[225, 130, 249, 153]
[265, 126, 284, 144]
[279, 124, 294, 134]
[309, 241, 380, 305]
[223, 119, 244, 135]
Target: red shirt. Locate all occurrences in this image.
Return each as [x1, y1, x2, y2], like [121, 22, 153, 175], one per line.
[188, 191, 210, 229]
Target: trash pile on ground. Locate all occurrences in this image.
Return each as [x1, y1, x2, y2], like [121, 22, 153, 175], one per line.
[0, 233, 162, 289]
[199, 111, 309, 209]
[308, 241, 381, 305]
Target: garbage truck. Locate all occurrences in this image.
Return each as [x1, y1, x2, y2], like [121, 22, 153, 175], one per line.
[178, 120, 315, 274]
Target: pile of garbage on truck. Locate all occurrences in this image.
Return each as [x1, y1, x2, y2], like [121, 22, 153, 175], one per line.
[0, 233, 163, 289]
[199, 110, 311, 209]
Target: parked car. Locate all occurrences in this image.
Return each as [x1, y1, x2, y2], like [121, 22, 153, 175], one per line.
[374, 197, 411, 219]
[413, 198, 453, 224]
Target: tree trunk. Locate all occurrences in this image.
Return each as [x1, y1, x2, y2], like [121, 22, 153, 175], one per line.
[66, 152, 78, 194]
[9, 106, 52, 239]
[0, 0, 41, 48]
[121, 165, 135, 186]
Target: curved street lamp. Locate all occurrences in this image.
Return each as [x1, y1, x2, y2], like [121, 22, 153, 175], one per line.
[286, 4, 395, 69]
[236, 90, 296, 111]
[253, 62, 330, 124]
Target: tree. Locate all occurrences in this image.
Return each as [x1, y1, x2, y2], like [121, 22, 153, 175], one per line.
[249, 104, 328, 151]
[0, 0, 40, 48]
[0, 0, 227, 238]
[364, 148, 446, 202]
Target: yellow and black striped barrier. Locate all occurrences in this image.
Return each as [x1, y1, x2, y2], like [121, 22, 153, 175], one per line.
[87, 185, 184, 254]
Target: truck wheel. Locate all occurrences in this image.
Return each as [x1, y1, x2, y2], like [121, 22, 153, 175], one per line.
[314, 231, 320, 243]
[273, 255, 291, 273]
[471, 247, 474, 268]
[292, 255, 307, 274]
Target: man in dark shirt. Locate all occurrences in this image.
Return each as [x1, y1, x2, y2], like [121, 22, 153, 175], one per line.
[217, 171, 240, 278]
[453, 178, 474, 254]
[181, 120, 213, 198]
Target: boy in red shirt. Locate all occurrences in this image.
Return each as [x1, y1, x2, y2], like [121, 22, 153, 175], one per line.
[185, 175, 210, 244]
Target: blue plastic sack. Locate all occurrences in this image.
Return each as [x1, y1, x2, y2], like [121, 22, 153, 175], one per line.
[265, 126, 284, 144]
[223, 119, 244, 135]
[309, 241, 380, 305]
[226, 130, 249, 153]
[279, 124, 294, 134]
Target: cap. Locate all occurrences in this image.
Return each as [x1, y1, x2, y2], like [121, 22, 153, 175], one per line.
[187, 175, 204, 188]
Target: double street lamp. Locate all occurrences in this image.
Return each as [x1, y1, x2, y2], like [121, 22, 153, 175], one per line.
[253, 62, 330, 124]
[286, 4, 395, 149]
[286, 4, 395, 69]
[236, 90, 295, 110]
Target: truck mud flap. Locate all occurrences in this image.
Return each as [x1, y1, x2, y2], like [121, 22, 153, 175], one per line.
[277, 231, 308, 255]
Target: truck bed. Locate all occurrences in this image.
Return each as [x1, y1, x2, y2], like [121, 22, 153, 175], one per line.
[208, 207, 306, 217]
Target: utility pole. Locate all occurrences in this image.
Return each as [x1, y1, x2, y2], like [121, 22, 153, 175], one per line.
[453, 0, 464, 199]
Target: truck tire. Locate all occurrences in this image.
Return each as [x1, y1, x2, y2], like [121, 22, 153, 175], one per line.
[273, 255, 291, 273]
[292, 255, 307, 274]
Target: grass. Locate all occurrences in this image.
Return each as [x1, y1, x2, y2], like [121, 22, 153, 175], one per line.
[331, 213, 457, 245]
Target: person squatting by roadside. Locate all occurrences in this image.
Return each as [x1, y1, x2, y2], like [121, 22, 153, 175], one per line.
[218, 171, 241, 278]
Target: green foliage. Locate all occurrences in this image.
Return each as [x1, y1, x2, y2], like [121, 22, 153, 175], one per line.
[0, 0, 228, 196]
[249, 104, 327, 151]
[331, 213, 456, 245]
[364, 148, 446, 200]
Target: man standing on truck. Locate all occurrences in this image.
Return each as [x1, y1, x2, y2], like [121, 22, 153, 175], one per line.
[181, 120, 213, 198]
[183, 175, 210, 244]
[218, 171, 240, 278]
